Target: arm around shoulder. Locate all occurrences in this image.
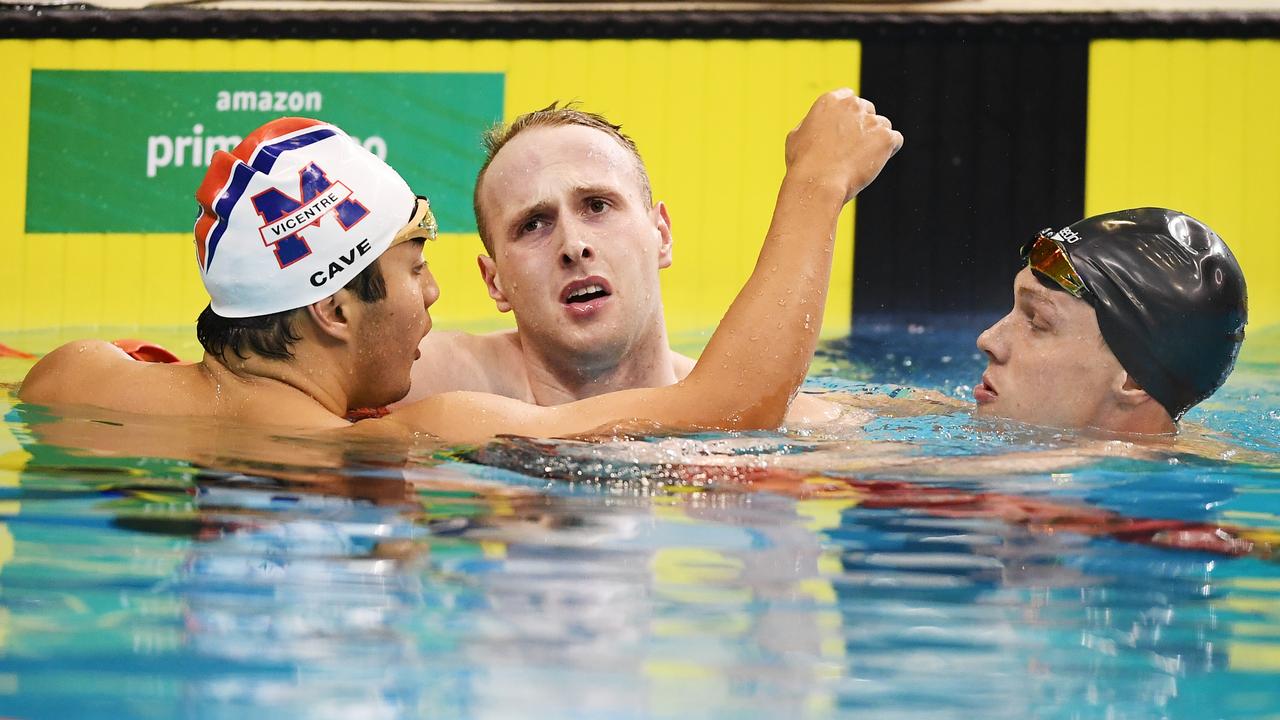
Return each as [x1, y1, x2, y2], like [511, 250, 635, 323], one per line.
[386, 384, 686, 444]
[386, 89, 901, 444]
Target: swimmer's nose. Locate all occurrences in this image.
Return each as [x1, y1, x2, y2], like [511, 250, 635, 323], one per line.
[976, 315, 1007, 363]
[423, 267, 441, 308]
[559, 222, 595, 268]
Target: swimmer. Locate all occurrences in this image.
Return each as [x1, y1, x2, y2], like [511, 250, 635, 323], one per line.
[401, 103, 843, 424]
[974, 208, 1247, 434]
[18, 89, 903, 443]
[399, 104, 1245, 439]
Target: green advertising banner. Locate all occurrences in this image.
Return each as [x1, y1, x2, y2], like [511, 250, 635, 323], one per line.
[26, 70, 504, 234]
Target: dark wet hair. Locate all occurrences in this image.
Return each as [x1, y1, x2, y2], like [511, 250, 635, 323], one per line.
[196, 258, 387, 362]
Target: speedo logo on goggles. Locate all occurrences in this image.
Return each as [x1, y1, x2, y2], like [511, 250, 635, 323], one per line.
[1021, 229, 1088, 298]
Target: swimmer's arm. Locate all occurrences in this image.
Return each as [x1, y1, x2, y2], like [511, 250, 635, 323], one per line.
[824, 386, 969, 417]
[380, 90, 901, 443]
[785, 392, 848, 425]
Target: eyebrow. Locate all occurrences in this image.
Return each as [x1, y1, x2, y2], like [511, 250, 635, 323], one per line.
[505, 185, 625, 234]
[505, 199, 557, 235]
[572, 184, 623, 199]
[1016, 282, 1065, 316]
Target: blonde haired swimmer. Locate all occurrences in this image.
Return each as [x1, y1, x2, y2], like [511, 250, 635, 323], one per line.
[19, 89, 903, 443]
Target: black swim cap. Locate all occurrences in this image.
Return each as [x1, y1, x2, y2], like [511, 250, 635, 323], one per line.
[1040, 208, 1247, 421]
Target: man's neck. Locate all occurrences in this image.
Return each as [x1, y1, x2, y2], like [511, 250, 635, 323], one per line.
[1096, 399, 1178, 436]
[517, 316, 680, 406]
[208, 348, 351, 417]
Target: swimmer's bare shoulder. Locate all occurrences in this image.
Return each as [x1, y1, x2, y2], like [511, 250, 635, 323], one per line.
[19, 340, 197, 412]
[20, 340, 347, 428]
[404, 329, 530, 403]
[670, 350, 697, 380]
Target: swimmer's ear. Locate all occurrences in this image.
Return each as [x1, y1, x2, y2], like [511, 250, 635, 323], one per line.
[655, 201, 673, 269]
[306, 291, 355, 342]
[1116, 373, 1155, 408]
[477, 255, 512, 313]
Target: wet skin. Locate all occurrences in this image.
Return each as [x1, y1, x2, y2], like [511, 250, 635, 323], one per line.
[403, 123, 842, 424]
[974, 267, 1172, 433]
[21, 89, 903, 442]
[347, 242, 440, 409]
[476, 124, 673, 371]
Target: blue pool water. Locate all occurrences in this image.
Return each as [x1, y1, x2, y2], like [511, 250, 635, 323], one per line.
[1, 319, 1278, 719]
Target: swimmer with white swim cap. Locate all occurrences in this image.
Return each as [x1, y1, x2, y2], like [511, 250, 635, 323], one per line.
[19, 90, 904, 443]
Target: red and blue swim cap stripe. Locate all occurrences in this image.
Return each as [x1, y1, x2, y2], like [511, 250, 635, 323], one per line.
[194, 118, 337, 272]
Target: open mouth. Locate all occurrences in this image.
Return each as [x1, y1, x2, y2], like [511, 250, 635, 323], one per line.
[560, 277, 613, 306]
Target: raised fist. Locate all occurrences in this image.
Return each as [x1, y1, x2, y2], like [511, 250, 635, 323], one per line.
[785, 89, 903, 204]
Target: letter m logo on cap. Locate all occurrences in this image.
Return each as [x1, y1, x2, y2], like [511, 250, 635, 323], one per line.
[249, 162, 370, 268]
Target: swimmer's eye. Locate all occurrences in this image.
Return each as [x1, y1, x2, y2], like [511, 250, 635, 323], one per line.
[585, 197, 610, 214]
[517, 217, 548, 237]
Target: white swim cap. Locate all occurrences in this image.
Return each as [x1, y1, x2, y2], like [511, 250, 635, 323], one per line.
[194, 118, 434, 318]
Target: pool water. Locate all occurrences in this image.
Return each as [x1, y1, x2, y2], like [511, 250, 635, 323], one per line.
[1, 319, 1278, 719]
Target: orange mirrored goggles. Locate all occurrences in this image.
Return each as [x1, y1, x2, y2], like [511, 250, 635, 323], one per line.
[1020, 229, 1089, 298]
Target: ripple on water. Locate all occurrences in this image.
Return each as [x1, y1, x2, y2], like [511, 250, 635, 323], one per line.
[0, 324, 1278, 718]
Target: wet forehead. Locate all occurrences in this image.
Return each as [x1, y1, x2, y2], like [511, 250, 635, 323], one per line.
[1014, 266, 1058, 303]
[479, 124, 643, 219]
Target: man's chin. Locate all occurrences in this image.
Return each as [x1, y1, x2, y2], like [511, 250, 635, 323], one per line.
[558, 331, 631, 363]
[364, 382, 413, 411]
[973, 401, 1027, 423]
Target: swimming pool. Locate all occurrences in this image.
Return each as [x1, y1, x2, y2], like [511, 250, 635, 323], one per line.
[1, 318, 1278, 719]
